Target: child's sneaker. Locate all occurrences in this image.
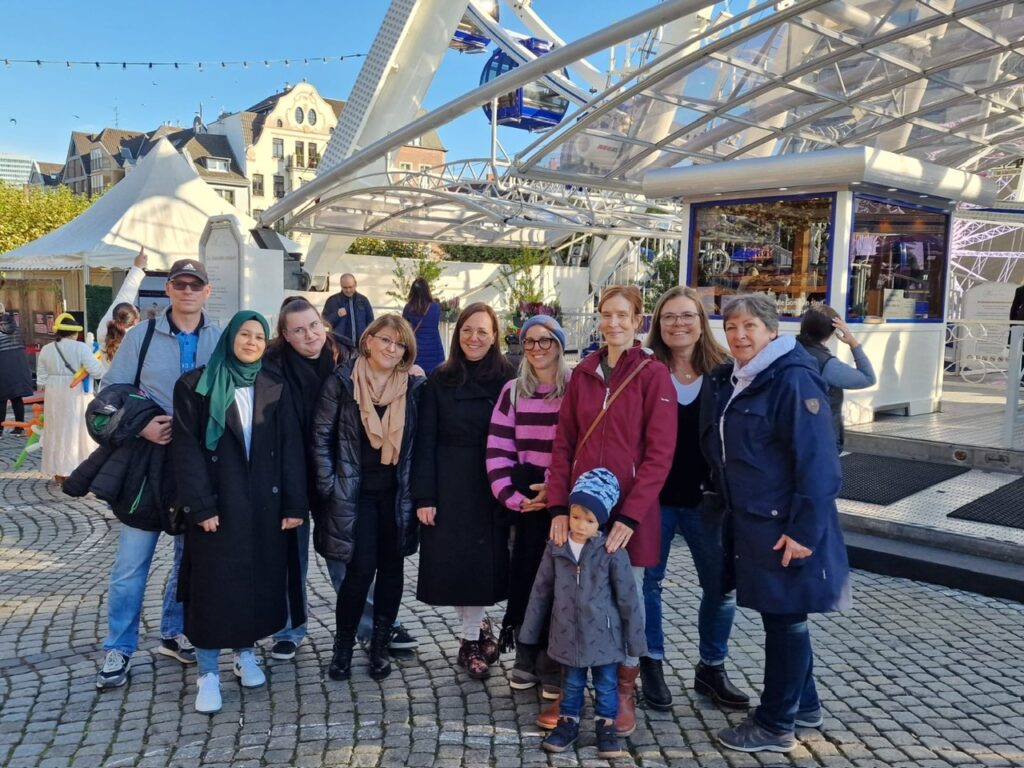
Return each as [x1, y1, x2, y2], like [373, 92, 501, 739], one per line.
[542, 717, 579, 753]
[595, 718, 624, 758]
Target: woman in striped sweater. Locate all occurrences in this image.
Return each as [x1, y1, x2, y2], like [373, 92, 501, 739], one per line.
[486, 315, 570, 697]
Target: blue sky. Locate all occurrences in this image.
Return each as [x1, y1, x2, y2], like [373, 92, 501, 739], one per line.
[0, 0, 635, 165]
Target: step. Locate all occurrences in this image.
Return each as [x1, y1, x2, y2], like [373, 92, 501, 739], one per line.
[844, 431, 1024, 474]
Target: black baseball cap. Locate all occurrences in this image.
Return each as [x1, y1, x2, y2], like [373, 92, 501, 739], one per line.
[167, 259, 209, 284]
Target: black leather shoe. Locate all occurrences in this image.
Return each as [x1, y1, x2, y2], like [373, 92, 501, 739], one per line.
[694, 662, 750, 709]
[327, 634, 354, 681]
[368, 617, 392, 681]
[639, 656, 673, 710]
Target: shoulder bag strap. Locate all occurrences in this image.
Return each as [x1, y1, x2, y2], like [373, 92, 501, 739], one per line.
[53, 340, 78, 375]
[133, 318, 157, 389]
[576, 358, 651, 455]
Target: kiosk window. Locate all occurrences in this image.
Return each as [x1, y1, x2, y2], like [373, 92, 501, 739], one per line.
[847, 194, 949, 322]
[689, 195, 834, 319]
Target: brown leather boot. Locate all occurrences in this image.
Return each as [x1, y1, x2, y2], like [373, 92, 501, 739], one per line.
[535, 692, 562, 730]
[614, 664, 640, 737]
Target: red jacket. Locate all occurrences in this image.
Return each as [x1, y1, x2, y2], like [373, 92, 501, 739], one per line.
[548, 343, 677, 567]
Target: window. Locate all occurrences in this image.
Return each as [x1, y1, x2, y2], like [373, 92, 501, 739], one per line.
[846, 194, 949, 322]
[252, 173, 264, 197]
[689, 194, 835, 319]
[90, 174, 105, 194]
[294, 141, 305, 168]
[308, 143, 319, 169]
[419, 164, 431, 173]
[89, 148, 107, 172]
[276, 119, 283, 128]
[252, 208, 264, 219]
[272, 138, 284, 159]
[216, 188, 236, 205]
[399, 162, 413, 171]
[307, 108, 317, 126]
[294, 107, 304, 125]
[273, 175, 285, 198]
[205, 157, 230, 173]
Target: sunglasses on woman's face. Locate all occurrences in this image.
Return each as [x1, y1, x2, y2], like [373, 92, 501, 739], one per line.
[522, 336, 555, 351]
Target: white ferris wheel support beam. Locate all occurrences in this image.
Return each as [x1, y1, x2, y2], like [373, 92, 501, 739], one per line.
[260, 0, 711, 229]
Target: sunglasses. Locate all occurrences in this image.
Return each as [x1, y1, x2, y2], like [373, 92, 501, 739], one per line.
[169, 279, 206, 292]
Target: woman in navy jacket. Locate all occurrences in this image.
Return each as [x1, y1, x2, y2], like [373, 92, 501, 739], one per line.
[702, 294, 850, 755]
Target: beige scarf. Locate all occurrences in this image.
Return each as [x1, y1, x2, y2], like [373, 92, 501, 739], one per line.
[351, 356, 408, 466]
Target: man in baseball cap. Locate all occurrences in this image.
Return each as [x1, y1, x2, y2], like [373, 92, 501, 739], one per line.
[167, 259, 209, 284]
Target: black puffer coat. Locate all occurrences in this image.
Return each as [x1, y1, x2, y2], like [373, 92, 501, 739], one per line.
[310, 361, 425, 563]
[0, 313, 33, 400]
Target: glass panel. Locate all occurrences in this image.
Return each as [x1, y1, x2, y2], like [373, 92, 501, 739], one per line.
[847, 195, 949, 322]
[689, 195, 833, 319]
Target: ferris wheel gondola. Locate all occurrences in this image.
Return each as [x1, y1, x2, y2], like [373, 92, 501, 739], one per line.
[479, 37, 569, 132]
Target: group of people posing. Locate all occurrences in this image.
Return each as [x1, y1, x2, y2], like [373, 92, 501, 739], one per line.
[67, 260, 862, 758]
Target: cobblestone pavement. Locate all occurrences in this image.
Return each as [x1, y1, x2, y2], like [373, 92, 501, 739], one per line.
[2, 438, 1023, 768]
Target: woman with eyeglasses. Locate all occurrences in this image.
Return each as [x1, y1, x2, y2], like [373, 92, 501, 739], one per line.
[413, 302, 515, 679]
[313, 315, 426, 681]
[640, 287, 748, 713]
[545, 285, 676, 736]
[485, 315, 570, 695]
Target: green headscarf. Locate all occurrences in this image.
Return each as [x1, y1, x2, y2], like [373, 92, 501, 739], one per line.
[196, 310, 270, 451]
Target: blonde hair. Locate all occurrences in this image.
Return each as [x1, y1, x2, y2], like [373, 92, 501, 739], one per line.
[358, 314, 417, 372]
[516, 317, 570, 400]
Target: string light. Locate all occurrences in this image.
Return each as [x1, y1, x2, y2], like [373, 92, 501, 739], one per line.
[0, 53, 367, 70]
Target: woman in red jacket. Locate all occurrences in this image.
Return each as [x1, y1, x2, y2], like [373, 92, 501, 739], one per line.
[546, 285, 677, 738]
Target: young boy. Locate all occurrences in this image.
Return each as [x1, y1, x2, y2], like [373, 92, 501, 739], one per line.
[519, 468, 647, 757]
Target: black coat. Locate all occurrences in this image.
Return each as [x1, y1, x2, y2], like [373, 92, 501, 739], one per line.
[0, 314, 33, 400]
[310, 362, 425, 562]
[412, 365, 513, 606]
[171, 367, 308, 650]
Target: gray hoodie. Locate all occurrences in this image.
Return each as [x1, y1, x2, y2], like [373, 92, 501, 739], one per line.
[520, 533, 647, 669]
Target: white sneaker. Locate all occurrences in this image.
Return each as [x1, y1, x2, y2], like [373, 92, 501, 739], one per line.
[233, 651, 266, 688]
[195, 673, 222, 714]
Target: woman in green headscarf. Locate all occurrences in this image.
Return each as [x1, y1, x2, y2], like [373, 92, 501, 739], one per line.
[171, 310, 308, 715]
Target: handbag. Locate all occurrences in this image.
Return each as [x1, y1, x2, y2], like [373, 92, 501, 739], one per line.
[576, 359, 651, 454]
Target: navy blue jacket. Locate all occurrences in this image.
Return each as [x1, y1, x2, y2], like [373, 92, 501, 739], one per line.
[701, 343, 851, 615]
[323, 291, 375, 343]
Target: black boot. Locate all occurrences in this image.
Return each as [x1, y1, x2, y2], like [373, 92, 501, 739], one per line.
[693, 661, 750, 709]
[368, 617, 392, 681]
[327, 632, 354, 681]
[639, 656, 673, 710]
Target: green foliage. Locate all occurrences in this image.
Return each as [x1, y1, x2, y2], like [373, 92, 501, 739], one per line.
[440, 243, 545, 265]
[643, 254, 682, 313]
[497, 248, 550, 308]
[386, 254, 444, 305]
[349, 237, 427, 260]
[0, 183, 95, 253]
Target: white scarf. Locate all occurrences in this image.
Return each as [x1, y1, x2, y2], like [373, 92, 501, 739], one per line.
[719, 334, 796, 462]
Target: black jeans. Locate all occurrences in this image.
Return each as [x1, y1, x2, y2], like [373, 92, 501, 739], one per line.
[335, 489, 402, 637]
[1, 397, 25, 429]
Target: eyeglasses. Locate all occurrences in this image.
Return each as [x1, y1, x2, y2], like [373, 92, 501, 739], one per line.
[522, 336, 555, 351]
[168, 279, 205, 293]
[370, 333, 407, 351]
[286, 320, 324, 338]
[661, 311, 700, 325]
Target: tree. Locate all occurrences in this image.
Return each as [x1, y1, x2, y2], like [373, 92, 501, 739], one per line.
[0, 184, 95, 253]
[643, 253, 682, 312]
[387, 253, 444, 305]
[349, 237, 427, 260]
[441, 243, 546, 265]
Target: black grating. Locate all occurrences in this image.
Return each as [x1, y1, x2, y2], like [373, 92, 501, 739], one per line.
[839, 453, 970, 505]
[948, 477, 1024, 530]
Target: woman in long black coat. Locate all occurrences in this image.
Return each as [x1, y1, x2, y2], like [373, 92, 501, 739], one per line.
[172, 310, 307, 715]
[0, 307, 33, 435]
[413, 302, 514, 679]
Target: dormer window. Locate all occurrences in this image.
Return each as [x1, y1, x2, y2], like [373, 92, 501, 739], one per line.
[205, 157, 230, 173]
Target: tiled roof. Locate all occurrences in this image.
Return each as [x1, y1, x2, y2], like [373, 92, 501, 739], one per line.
[162, 130, 248, 184]
[36, 162, 63, 176]
[325, 98, 346, 120]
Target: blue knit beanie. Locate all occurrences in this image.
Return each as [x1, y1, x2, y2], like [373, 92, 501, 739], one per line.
[568, 468, 620, 526]
[519, 315, 566, 350]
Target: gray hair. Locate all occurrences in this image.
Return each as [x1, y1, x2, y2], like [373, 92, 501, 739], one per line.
[721, 294, 779, 333]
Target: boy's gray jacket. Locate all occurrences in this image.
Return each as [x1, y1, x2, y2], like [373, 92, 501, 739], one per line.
[520, 535, 647, 668]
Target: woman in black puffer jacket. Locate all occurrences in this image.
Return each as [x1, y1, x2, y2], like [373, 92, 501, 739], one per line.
[311, 314, 425, 682]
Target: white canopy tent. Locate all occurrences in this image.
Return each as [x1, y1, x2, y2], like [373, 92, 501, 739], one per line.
[0, 138, 267, 272]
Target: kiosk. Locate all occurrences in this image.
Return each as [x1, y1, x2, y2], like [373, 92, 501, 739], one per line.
[643, 147, 997, 423]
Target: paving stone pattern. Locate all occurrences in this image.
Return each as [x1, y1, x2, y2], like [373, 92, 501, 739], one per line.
[1, 438, 1023, 767]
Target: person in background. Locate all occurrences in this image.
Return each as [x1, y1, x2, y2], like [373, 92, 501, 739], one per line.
[520, 469, 646, 759]
[96, 248, 147, 355]
[323, 273, 374, 344]
[545, 285, 676, 737]
[96, 259, 221, 691]
[486, 315, 569, 699]
[796, 305, 876, 450]
[313, 315, 425, 682]
[172, 310, 307, 713]
[413, 302, 515, 680]
[36, 313, 106, 482]
[0, 303, 33, 437]
[703, 294, 850, 754]
[641, 286, 748, 712]
[402, 278, 445, 375]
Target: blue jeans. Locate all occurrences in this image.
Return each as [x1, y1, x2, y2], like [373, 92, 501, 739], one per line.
[643, 504, 735, 665]
[561, 663, 618, 721]
[103, 527, 185, 656]
[195, 647, 253, 676]
[754, 613, 820, 734]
